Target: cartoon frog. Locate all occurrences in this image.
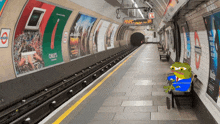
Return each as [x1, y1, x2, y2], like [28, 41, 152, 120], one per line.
[164, 62, 192, 92]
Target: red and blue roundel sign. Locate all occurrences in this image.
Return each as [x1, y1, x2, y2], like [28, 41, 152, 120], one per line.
[0, 29, 10, 48]
[194, 31, 202, 69]
[1, 32, 8, 44]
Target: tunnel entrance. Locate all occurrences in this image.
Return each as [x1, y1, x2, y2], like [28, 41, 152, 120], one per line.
[130, 32, 145, 46]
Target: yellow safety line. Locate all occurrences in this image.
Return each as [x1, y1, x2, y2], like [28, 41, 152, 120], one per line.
[53, 47, 141, 124]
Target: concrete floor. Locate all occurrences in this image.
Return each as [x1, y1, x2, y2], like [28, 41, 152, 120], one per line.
[41, 44, 200, 124]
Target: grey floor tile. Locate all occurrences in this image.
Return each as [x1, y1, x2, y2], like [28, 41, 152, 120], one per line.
[126, 91, 152, 96]
[158, 106, 179, 112]
[131, 86, 153, 92]
[128, 96, 154, 100]
[88, 120, 120, 124]
[124, 106, 158, 113]
[105, 96, 129, 101]
[152, 92, 170, 96]
[102, 99, 123, 106]
[158, 120, 201, 124]
[113, 113, 151, 121]
[93, 113, 116, 120]
[113, 87, 133, 92]
[110, 92, 126, 96]
[119, 120, 159, 124]
[121, 101, 153, 106]
[151, 112, 182, 120]
[153, 99, 167, 106]
[152, 87, 165, 92]
[98, 107, 124, 113]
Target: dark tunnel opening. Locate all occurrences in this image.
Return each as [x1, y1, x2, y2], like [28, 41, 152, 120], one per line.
[130, 32, 145, 46]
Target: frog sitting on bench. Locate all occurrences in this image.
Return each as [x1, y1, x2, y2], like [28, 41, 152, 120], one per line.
[164, 62, 192, 93]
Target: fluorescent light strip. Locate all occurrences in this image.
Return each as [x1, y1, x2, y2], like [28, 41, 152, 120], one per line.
[131, 0, 145, 19]
[145, 1, 153, 8]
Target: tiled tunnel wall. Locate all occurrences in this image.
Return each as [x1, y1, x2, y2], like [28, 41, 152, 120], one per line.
[0, 0, 132, 83]
[0, 0, 135, 108]
[161, 0, 220, 122]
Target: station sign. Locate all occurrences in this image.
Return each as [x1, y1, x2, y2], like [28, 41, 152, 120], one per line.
[148, 12, 155, 19]
[123, 19, 153, 26]
[0, 28, 10, 48]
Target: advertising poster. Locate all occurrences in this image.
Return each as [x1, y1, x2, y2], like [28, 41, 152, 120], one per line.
[13, 0, 72, 76]
[204, 12, 220, 106]
[69, 13, 97, 59]
[93, 20, 110, 52]
[169, 29, 175, 51]
[106, 23, 119, 49]
[0, 0, 8, 17]
[181, 22, 191, 64]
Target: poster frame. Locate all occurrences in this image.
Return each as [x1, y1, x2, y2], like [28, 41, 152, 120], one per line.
[68, 12, 98, 61]
[12, 0, 72, 77]
[106, 22, 119, 50]
[180, 21, 191, 64]
[91, 19, 111, 54]
[0, 0, 8, 18]
[203, 9, 220, 112]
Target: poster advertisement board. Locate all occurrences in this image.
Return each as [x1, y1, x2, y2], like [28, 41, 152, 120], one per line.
[0, 0, 8, 17]
[204, 12, 220, 107]
[106, 23, 119, 50]
[13, 0, 72, 76]
[93, 20, 110, 53]
[69, 13, 97, 59]
[169, 29, 175, 52]
[181, 22, 191, 64]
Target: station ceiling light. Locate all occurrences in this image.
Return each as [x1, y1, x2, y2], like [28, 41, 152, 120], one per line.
[131, 0, 145, 19]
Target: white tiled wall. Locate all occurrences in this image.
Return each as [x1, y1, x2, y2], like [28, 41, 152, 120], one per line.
[182, 0, 220, 122]
[162, 0, 220, 122]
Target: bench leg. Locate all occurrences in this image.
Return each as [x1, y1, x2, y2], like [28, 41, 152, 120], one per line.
[172, 93, 174, 108]
[166, 97, 170, 109]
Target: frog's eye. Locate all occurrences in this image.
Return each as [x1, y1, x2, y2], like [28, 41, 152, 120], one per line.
[179, 67, 187, 71]
[170, 66, 175, 70]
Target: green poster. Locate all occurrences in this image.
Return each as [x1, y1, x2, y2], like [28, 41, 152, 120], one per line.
[43, 7, 72, 67]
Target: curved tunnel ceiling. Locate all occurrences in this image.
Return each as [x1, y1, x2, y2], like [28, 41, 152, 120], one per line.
[70, 0, 170, 28]
[69, 0, 127, 23]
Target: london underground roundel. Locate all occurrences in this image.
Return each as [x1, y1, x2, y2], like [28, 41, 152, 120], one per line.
[1, 32, 8, 44]
[0, 29, 10, 48]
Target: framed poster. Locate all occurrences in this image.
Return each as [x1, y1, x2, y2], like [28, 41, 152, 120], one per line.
[13, 0, 72, 76]
[93, 19, 110, 53]
[204, 11, 220, 108]
[181, 22, 191, 64]
[69, 13, 97, 59]
[105, 23, 119, 50]
[0, 0, 8, 17]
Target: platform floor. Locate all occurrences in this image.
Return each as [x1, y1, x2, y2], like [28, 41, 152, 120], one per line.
[41, 44, 200, 124]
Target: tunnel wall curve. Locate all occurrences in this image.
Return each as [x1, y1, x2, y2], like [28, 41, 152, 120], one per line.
[0, 0, 134, 109]
[158, 0, 220, 123]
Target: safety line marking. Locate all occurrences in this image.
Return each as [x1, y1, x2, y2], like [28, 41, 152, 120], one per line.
[53, 47, 141, 124]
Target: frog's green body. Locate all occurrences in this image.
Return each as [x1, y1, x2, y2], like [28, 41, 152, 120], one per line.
[164, 62, 192, 93]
